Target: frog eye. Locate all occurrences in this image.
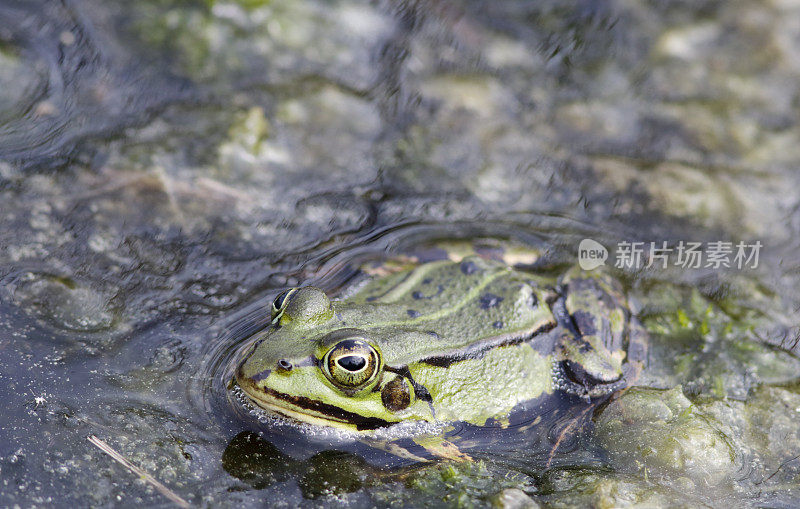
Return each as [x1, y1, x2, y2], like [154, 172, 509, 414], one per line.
[271, 288, 297, 322]
[323, 339, 381, 390]
[273, 287, 334, 327]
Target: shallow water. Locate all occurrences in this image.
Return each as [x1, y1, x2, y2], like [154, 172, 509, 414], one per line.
[2, 0, 800, 507]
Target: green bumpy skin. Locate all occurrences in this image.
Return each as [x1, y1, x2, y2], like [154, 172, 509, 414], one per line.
[235, 256, 639, 431]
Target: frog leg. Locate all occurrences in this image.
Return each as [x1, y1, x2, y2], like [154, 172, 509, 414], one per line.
[565, 267, 649, 383]
[364, 439, 431, 463]
[413, 434, 473, 462]
[555, 268, 631, 395]
[622, 315, 649, 384]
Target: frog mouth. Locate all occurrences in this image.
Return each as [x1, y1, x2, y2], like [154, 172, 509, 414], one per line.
[236, 376, 392, 431]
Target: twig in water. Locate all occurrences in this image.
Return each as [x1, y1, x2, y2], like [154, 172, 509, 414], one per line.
[87, 435, 190, 508]
[756, 452, 800, 485]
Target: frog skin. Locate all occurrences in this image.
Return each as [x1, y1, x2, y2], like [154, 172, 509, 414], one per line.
[234, 256, 642, 433]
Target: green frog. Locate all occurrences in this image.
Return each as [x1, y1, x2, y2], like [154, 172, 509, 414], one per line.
[234, 249, 647, 455]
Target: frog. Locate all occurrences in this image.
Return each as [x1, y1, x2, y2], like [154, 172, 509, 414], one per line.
[233, 248, 647, 460]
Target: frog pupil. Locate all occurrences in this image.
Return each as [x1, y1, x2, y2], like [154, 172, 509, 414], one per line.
[337, 355, 366, 372]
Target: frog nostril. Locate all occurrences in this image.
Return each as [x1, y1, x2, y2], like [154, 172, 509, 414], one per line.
[277, 359, 293, 371]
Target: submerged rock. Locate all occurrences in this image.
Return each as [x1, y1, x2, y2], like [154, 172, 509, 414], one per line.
[595, 386, 736, 489]
[491, 487, 540, 509]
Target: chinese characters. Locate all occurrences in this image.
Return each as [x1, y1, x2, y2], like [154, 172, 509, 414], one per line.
[612, 241, 761, 270]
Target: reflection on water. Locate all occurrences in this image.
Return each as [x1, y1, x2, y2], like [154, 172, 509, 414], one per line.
[1, 0, 800, 506]
[223, 431, 397, 499]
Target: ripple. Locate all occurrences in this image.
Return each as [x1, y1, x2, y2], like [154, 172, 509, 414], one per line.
[0, 0, 189, 167]
[187, 298, 272, 433]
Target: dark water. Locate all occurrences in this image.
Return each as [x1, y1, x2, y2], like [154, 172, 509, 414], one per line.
[2, 0, 800, 506]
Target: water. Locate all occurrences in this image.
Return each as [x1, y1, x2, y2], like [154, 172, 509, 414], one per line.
[2, 0, 800, 506]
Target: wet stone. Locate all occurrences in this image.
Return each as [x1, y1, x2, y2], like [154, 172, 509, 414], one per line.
[701, 385, 800, 486]
[12, 274, 116, 333]
[595, 386, 736, 489]
[539, 469, 680, 507]
[491, 488, 540, 509]
[147, 340, 186, 373]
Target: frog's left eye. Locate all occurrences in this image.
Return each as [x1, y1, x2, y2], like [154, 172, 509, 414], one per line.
[323, 339, 381, 390]
[271, 288, 297, 322]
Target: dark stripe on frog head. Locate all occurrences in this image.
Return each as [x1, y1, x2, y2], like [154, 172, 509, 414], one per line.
[261, 387, 393, 431]
[420, 321, 557, 368]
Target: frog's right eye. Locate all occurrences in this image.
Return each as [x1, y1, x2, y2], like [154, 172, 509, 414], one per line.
[323, 338, 382, 391]
[271, 288, 297, 322]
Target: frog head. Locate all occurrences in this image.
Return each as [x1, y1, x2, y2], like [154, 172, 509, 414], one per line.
[236, 287, 434, 430]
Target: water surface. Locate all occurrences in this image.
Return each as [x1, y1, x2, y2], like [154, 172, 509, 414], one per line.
[2, 0, 800, 506]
